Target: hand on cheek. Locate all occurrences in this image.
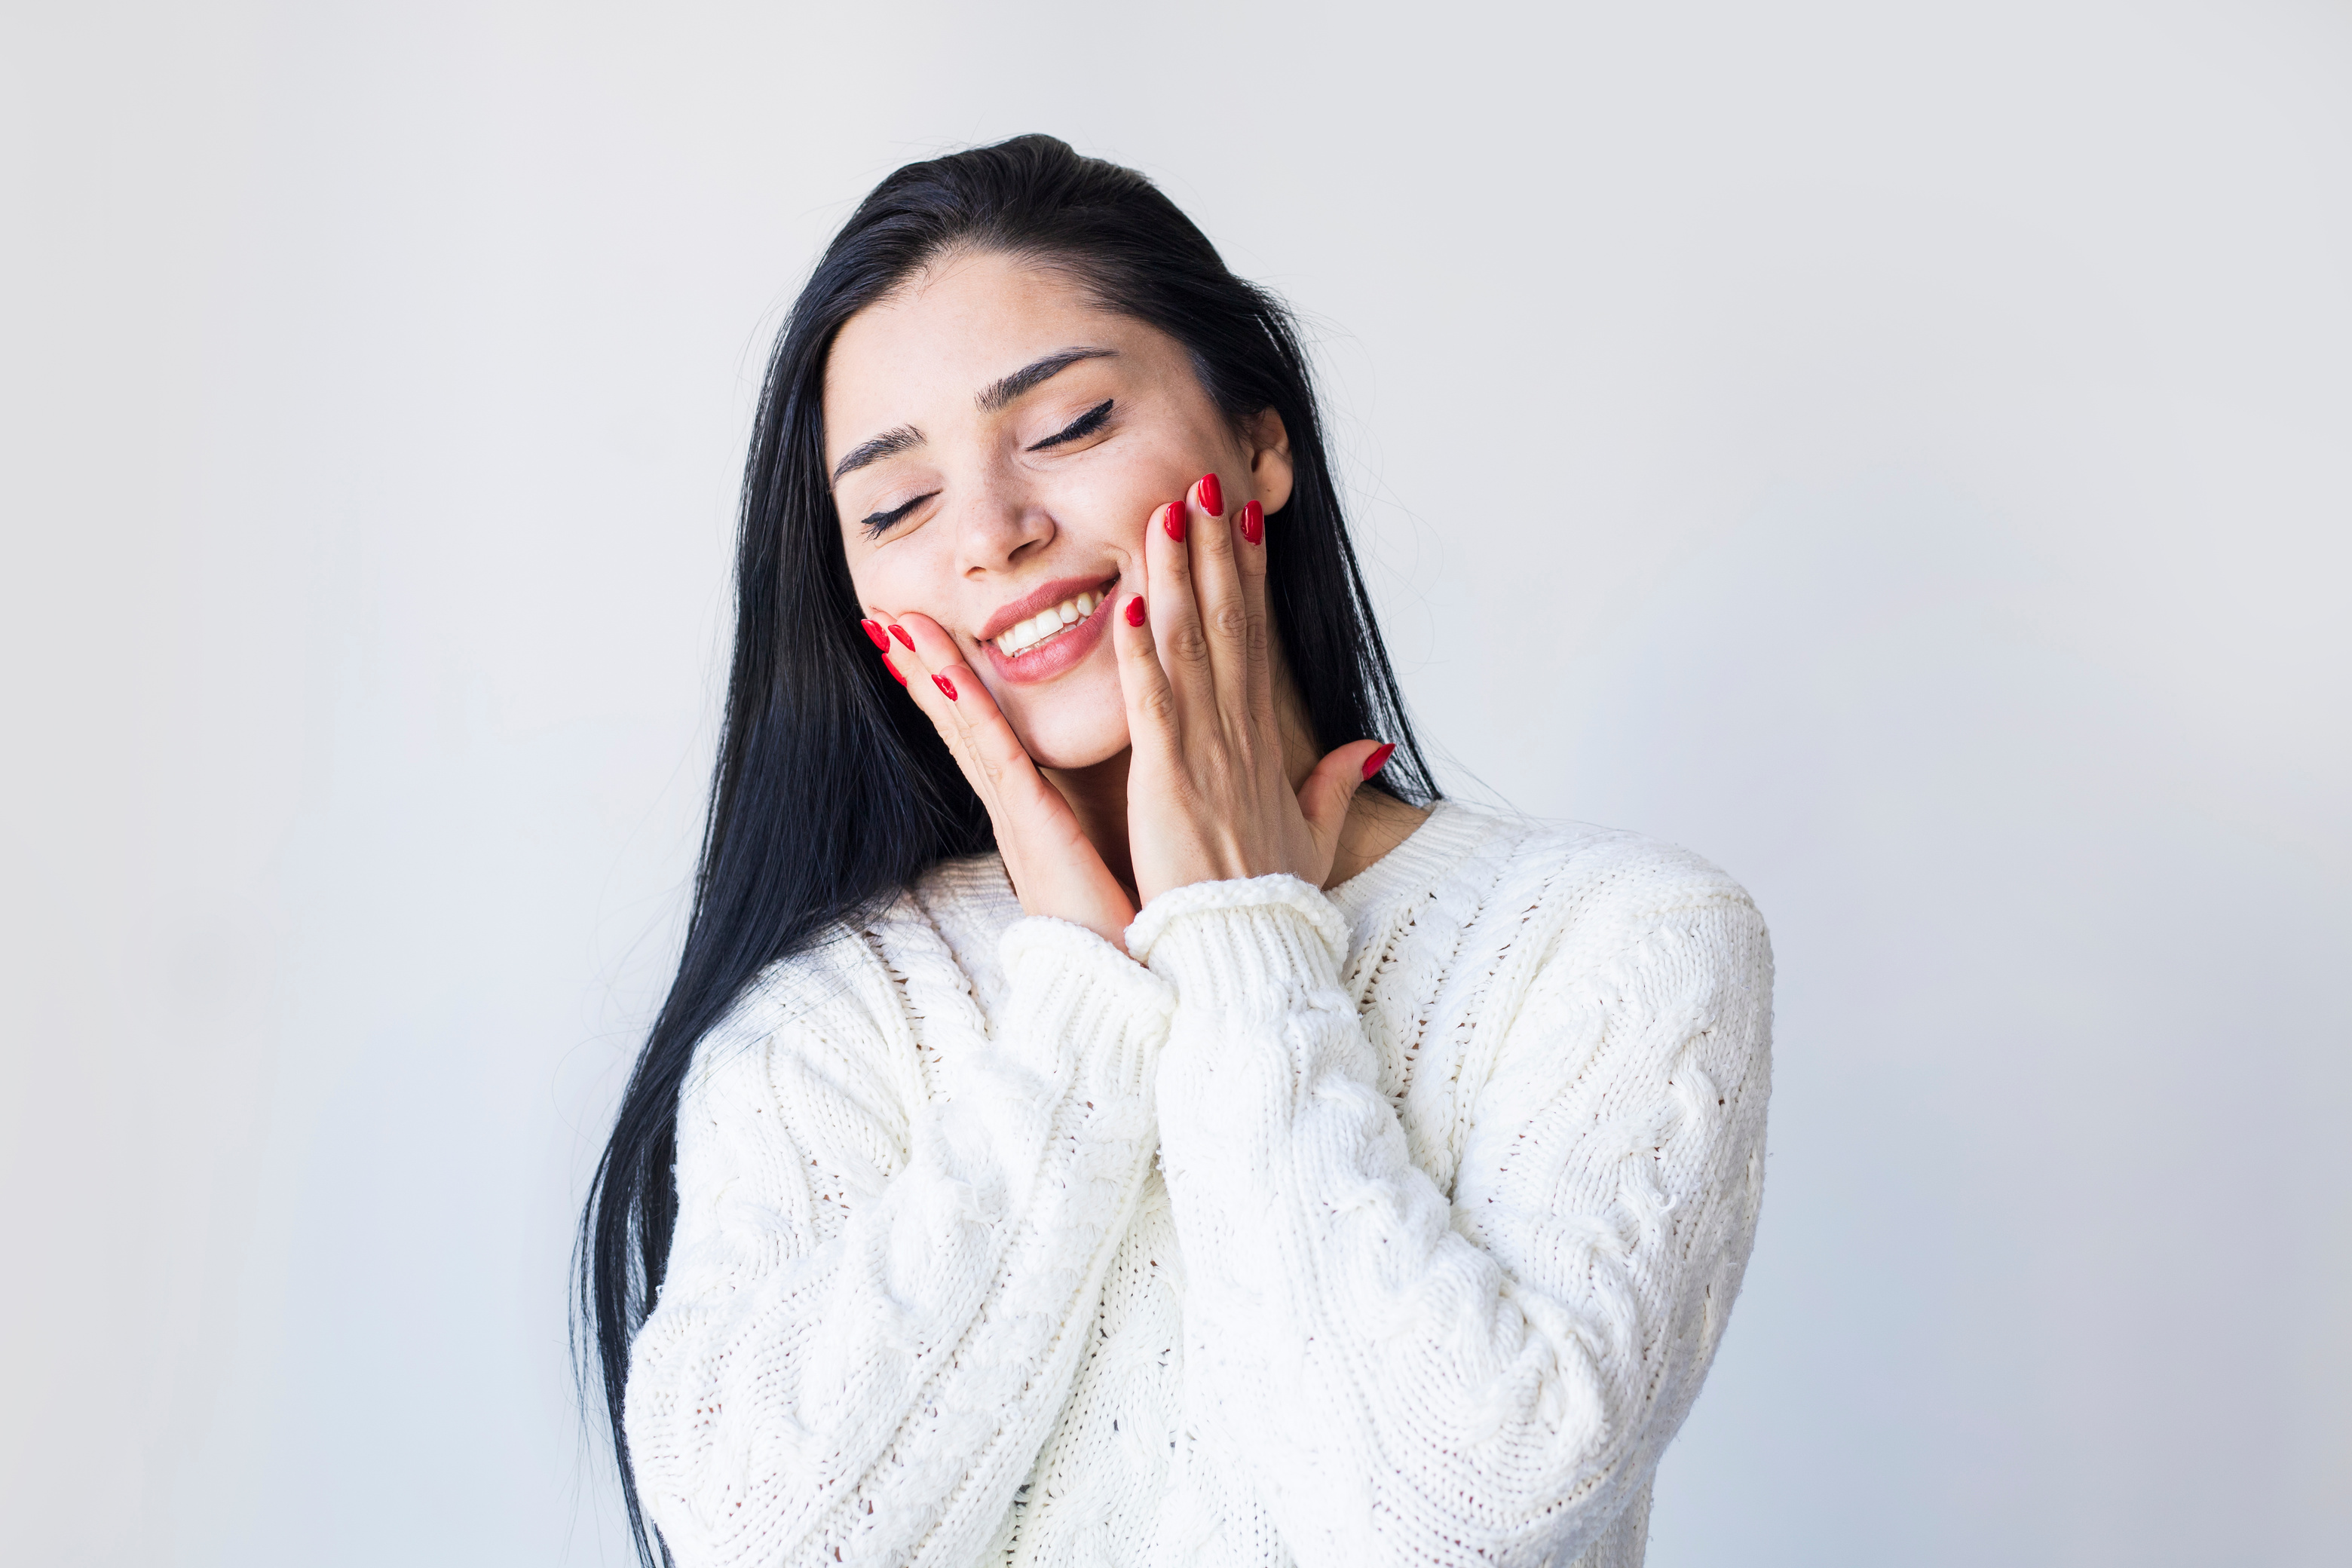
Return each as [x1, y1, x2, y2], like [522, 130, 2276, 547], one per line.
[859, 611, 1139, 947]
[1113, 473, 1390, 908]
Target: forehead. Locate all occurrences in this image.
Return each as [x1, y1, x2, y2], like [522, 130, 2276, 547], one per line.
[822, 253, 1121, 451]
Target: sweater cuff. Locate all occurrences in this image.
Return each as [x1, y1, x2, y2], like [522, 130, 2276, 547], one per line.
[998, 914, 1176, 1099]
[1124, 874, 1351, 1006]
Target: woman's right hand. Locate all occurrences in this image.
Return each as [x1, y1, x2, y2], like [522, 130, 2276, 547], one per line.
[865, 614, 1140, 949]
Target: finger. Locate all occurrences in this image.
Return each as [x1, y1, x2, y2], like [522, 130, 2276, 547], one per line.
[1146, 494, 1213, 718]
[1181, 471, 1251, 715]
[1297, 739, 1395, 853]
[886, 614, 1139, 940]
[1111, 573, 1180, 759]
[859, 617, 911, 689]
[882, 614, 965, 706]
[1234, 497, 1273, 723]
[866, 612, 952, 749]
[884, 613, 1062, 820]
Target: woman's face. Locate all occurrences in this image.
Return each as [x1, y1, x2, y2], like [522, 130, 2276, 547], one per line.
[823, 250, 1292, 770]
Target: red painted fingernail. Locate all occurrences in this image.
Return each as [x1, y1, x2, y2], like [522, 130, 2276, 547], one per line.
[860, 619, 890, 651]
[882, 654, 908, 686]
[1124, 594, 1147, 626]
[1162, 502, 1185, 542]
[889, 623, 914, 651]
[1240, 499, 1263, 544]
[933, 672, 957, 700]
[1361, 741, 1396, 780]
[1196, 472, 1223, 516]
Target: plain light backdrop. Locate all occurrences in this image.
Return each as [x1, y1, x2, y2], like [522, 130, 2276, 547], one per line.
[4, 2, 2347, 1563]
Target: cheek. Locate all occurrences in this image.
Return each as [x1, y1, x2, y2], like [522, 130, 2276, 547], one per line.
[843, 536, 947, 620]
[838, 531, 880, 607]
[979, 461, 1162, 608]
[1113, 436, 1202, 520]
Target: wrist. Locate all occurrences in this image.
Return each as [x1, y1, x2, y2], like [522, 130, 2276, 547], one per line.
[1124, 874, 1350, 1006]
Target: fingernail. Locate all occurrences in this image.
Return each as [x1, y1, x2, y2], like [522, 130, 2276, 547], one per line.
[882, 654, 908, 687]
[1361, 741, 1397, 780]
[889, 624, 915, 651]
[1196, 472, 1223, 516]
[859, 619, 890, 651]
[933, 672, 957, 700]
[1125, 595, 1147, 626]
[1162, 501, 1185, 542]
[1240, 499, 1263, 544]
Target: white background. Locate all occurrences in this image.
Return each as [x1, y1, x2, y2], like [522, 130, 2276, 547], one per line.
[5, 2, 2347, 1563]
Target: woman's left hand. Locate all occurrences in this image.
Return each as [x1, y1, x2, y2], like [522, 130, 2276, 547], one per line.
[1114, 473, 1393, 908]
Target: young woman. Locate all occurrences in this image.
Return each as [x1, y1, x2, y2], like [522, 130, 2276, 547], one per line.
[580, 136, 1773, 1568]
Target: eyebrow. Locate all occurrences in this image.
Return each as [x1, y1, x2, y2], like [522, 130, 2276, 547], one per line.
[830, 347, 1118, 485]
[976, 346, 1116, 412]
[831, 424, 924, 485]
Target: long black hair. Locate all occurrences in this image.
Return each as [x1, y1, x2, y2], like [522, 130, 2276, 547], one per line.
[577, 133, 1438, 1564]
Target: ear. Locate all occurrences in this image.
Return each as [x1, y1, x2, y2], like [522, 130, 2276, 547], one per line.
[1242, 407, 1294, 514]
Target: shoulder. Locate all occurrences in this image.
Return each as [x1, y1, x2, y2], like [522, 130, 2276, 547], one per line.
[716, 856, 1009, 1040]
[1423, 805, 1769, 991]
[681, 860, 1015, 1113]
[675, 925, 892, 1115]
[1517, 817, 1758, 935]
[1417, 801, 1758, 923]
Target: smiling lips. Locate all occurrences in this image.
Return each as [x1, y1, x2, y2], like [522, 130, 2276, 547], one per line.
[994, 586, 1110, 657]
[979, 575, 1119, 684]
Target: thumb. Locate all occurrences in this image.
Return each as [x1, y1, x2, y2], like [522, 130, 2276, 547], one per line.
[1297, 739, 1398, 850]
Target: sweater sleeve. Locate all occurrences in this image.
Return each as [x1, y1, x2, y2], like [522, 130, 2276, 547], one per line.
[1132, 864, 1772, 1567]
[623, 914, 1175, 1568]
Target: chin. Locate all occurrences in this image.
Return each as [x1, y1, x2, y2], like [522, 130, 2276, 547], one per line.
[997, 658, 1130, 771]
[1010, 709, 1131, 773]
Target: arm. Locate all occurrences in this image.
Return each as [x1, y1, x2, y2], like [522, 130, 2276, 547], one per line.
[624, 914, 1174, 1568]
[1138, 863, 1772, 1566]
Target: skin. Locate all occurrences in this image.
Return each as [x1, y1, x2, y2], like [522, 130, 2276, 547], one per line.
[825, 250, 1427, 948]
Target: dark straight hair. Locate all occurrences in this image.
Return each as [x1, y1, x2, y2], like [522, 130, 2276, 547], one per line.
[577, 133, 1438, 1564]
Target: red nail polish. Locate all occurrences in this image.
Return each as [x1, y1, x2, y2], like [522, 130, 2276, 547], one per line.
[889, 624, 914, 651]
[1361, 741, 1396, 780]
[933, 672, 957, 700]
[1196, 472, 1223, 516]
[1124, 595, 1147, 626]
[860, 619, 890, 651]
[1163, 502, 1185, 542]
[882, 654, 908, 686]
[1240, 499, 1263, 544]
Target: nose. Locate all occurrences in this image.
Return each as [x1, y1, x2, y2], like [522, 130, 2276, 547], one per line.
[953, 468, 1055, 577]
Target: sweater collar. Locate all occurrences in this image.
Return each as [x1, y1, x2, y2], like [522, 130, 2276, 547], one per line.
[1322, 798, 1502, 931]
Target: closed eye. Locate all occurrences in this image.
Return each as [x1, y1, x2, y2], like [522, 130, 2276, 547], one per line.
[859, 491, 937, 537]
[1026, 399, 1114, 452]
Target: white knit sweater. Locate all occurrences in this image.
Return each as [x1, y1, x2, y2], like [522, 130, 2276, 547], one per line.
[625, 801, 1773, 1568]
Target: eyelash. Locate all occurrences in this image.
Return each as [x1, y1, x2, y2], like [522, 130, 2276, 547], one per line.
[859, 492, 935, 538]
[1027, 399, 1114, 452]
[858, 400, 1115, 537]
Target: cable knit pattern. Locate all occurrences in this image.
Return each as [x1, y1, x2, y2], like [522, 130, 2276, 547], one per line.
[626, 803, 1772, 1568]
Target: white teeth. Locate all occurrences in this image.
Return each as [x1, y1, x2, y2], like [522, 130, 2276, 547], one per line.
[995, 590, 1102, 656]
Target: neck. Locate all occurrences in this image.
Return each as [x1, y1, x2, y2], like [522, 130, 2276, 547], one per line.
[1046, 748, 1141, 901]
[1040, 694, 1429, 906]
